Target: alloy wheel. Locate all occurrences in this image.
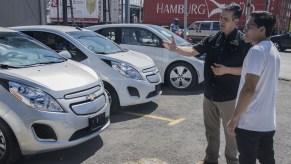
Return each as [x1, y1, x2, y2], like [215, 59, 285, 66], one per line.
[169, 66, 192, 89]
[0, 130, 6, 160]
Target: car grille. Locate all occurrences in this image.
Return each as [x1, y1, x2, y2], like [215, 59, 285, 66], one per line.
[146, 74, 160, 83]
[71, 94, 106, 115]
[143, 66, 160, 83]
[64, 86, 101, 99]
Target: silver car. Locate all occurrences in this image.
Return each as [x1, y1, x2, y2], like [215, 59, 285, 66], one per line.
[0, 27, 110, 163]
[85, 24, 205, 91]
[11, 25, 162, 113]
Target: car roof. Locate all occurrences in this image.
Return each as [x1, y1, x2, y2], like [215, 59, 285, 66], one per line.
[10, 25, 91, 33]
[85, 23, 159, 30]
[0, 27, 17, 32]
[193, 21, 219, 23]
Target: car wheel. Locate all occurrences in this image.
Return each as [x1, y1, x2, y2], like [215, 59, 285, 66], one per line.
[0, 119, 21, 164]
[104, 82, 120, 113]
[273, 41, 284, 51]
[166, 62, 197, 90]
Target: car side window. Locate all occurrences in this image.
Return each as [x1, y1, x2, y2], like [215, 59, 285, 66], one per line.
[138, 29, 161, 47]
[200, 23, 211, 30]
[212, 22, 219, 30]
[23, 31, 87, 62]
[99, 28, 115, 41]
[121, 28, 140, 45]
[98, 28, 122, 44]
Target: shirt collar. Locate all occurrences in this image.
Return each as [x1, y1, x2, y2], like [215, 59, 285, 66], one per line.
[222, 28, 238, 40]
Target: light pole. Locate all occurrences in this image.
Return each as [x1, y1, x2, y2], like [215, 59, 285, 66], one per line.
[125, 0, 130, 23]
[183, 0, 187, 39]
[246, 0, 251, 20]
[266, 0, 270, 12]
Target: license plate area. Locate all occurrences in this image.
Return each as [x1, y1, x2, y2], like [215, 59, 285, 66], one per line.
[89, 113, 106, 131]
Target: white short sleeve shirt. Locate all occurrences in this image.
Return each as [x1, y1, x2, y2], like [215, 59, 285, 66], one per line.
[237, 40, 280, 132]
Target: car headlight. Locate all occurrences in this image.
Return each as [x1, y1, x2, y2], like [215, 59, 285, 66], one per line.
[111, 61, 143, 80]
[8, 81, 64, 112]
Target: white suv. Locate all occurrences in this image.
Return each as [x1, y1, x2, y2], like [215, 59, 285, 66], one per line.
[187, 21, 219, 43]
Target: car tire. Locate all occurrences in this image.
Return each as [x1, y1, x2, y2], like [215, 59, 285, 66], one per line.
[0, 118, 21, 164]
[273, 41, 284, 52]
[166, 62, 198, 91]
[104, 82, 120, 113]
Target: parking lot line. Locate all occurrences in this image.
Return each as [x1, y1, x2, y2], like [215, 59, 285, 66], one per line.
[123, 111, 185, 126]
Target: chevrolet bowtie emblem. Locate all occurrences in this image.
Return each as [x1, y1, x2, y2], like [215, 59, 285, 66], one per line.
[154, 68, 159, 75]
[87, 93, 97, 101]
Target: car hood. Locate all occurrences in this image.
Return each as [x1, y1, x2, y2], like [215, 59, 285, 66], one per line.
[99, 50, 155, 70]
[270, 35, 283, 39]
[1, 60, 99, 91]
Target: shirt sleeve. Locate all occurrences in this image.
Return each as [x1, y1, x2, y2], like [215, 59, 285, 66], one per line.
[244, 48, 266, 76]
[192, 36, 209, 54]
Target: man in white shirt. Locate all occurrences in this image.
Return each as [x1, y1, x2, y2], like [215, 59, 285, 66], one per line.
[227, 11, 280, 164]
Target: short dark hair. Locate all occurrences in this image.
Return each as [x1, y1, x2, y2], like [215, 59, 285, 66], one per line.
[251, 11, 276, 37]
[223, 3, 243, 19]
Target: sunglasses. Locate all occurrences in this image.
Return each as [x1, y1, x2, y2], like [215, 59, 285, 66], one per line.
[244, 24, 257, 31]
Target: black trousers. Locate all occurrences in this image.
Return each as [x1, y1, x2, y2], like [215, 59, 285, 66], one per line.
[235, 128, 276, 164]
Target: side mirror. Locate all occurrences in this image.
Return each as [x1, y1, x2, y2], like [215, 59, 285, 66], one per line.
[58, 50, 72, 59]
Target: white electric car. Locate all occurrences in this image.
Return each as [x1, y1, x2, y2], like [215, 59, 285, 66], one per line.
[0, 27, 110, 163]
[86, 24, 204, 91]
[11, 25, 162, 113]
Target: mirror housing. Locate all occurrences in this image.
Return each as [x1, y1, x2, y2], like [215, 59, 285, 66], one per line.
[58, 50, 72, 59]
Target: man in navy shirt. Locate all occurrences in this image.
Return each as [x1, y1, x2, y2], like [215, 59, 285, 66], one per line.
[164, 3, 251, 164]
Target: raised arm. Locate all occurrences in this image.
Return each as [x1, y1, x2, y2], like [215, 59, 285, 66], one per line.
[163, 36, 200, 57]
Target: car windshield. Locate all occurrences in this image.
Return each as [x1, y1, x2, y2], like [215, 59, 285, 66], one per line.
[68, 31, 124, 54]
[0, 32, 65, 68]
[150, 25, 192, 46]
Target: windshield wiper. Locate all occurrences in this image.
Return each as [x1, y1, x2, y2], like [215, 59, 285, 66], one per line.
[95, 51, 108, 54]
[0, 64, 24, 69]
[23, 59, 65, 67]
[110, 50, 124, 54]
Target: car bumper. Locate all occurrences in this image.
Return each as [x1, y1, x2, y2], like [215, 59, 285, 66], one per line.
[2, 95, 110, 155]
[112, 79, 162, 107]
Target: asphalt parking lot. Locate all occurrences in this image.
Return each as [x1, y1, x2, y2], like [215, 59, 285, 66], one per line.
[15, 79, 291, 164]
[15, 51, 291, 164]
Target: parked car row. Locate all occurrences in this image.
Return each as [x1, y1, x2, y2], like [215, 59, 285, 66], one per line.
[0, 27, 110, 163]
[0, 24, 204, 163]
[11, 26, 163, 113]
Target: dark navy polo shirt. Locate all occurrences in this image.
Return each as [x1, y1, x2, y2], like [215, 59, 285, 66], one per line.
[193, 28, 251, 102]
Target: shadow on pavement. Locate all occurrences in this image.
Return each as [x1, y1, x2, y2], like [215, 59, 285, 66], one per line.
[161, 83, 204, 96]
[15, 136, 103, 164]
[110, 102, 158, 124]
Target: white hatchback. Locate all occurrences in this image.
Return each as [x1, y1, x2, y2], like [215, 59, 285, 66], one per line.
[11, 26, 162, 113]
[86, 24, 204, 91]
